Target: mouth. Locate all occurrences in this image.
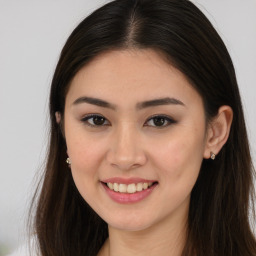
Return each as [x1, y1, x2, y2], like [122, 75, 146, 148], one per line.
[103, 181, 157, 194]
[101, 179, 158, 204]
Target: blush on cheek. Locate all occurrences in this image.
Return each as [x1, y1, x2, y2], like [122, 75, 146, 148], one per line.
[69, 142, 105, 184]
[159, 140, 200, 181]
[69, 139, 100, 162]
[166, 142, 184, 166]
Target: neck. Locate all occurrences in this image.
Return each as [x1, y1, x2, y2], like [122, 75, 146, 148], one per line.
[99, 211, 187, 256]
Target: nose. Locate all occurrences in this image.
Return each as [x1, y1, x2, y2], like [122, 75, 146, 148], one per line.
[106, 123, 147, 170]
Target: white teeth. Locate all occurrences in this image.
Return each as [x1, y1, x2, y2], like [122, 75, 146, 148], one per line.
[136, 183, 143, 192]
[127, 184, 136, 193]
[107, 182, 113, 190]
[119, 184, 127, 193]
[113, 183, 119, 192]
[106, 181, 155, 193]
[143, 183, 148, 189]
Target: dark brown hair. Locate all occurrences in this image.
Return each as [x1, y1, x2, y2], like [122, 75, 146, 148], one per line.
[30, 0, 256, 255]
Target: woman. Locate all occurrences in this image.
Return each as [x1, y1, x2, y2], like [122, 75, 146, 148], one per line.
[27, 0, 256, 255]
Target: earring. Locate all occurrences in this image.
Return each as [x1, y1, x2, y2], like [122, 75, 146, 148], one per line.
[66, 157, 71, 165]
[210, 152, 216, 160]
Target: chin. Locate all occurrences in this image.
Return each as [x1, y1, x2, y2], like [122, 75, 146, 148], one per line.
[103, 213, 158, 232]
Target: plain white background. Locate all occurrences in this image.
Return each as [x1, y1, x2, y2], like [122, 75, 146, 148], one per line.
[0, 0, 255, 255]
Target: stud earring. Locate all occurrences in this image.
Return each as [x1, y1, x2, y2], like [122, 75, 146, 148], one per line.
[210, 152, 216, 160]
[66, 157, 71, 165]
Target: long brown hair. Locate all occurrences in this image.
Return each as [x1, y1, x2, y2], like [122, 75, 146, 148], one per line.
[30, 0, 256, 255]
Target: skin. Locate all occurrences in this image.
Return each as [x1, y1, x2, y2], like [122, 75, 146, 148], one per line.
[60, 49, 232, 256]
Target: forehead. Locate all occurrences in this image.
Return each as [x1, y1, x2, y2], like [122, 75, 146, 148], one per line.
[66, 49, 203, 108]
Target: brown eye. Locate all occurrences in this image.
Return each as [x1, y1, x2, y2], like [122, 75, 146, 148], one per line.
[152, 117, 166, 126]
[145, 115, 176, 128]
[81, 114, 110, 127]
[91, 116, 105, 125]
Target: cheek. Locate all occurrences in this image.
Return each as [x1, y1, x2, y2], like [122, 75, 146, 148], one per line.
[66, 126, 106, 171]
[151, 134, 204, 214]
[152, 130, 205, 185]
[69, 141, 101, 170]
[67, 137, 105, 206]
[65, 130, 108, 199]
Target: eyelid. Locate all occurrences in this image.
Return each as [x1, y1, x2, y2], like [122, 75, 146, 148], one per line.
[80, 113, 176, 128]
[81, 114, 110, 127]
[144, 114, 177, 127]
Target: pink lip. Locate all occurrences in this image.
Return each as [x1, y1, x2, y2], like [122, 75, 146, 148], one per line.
[101, 178, 158, 204]
[102, 177, 156, 184]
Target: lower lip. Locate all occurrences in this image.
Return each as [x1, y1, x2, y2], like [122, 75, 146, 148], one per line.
[101, 182, 158, 204]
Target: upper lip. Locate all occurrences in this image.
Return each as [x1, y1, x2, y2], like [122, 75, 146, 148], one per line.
[101, 177, 157, 184]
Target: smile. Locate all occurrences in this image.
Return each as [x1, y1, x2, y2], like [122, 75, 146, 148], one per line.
[106, 182, 154, 193]
[101, 178, 158, 204]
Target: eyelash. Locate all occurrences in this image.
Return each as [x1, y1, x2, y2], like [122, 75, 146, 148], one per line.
[81, 114, 110, 127]
[144, 114, 177, 128]
[81, 114, 176, 128]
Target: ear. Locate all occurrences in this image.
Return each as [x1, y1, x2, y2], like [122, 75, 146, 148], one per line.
[55, 111, 66, 138]
[55, 111, 61, 123]
[203, 106, 233, 159]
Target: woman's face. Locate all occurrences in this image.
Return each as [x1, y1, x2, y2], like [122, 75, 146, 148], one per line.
[64, 49, 209, 231]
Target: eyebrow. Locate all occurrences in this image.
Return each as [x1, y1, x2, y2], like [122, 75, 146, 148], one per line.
[136, 97, 185, 109]
[72, 96, 185, 110]
[73, 96, 117, 110]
